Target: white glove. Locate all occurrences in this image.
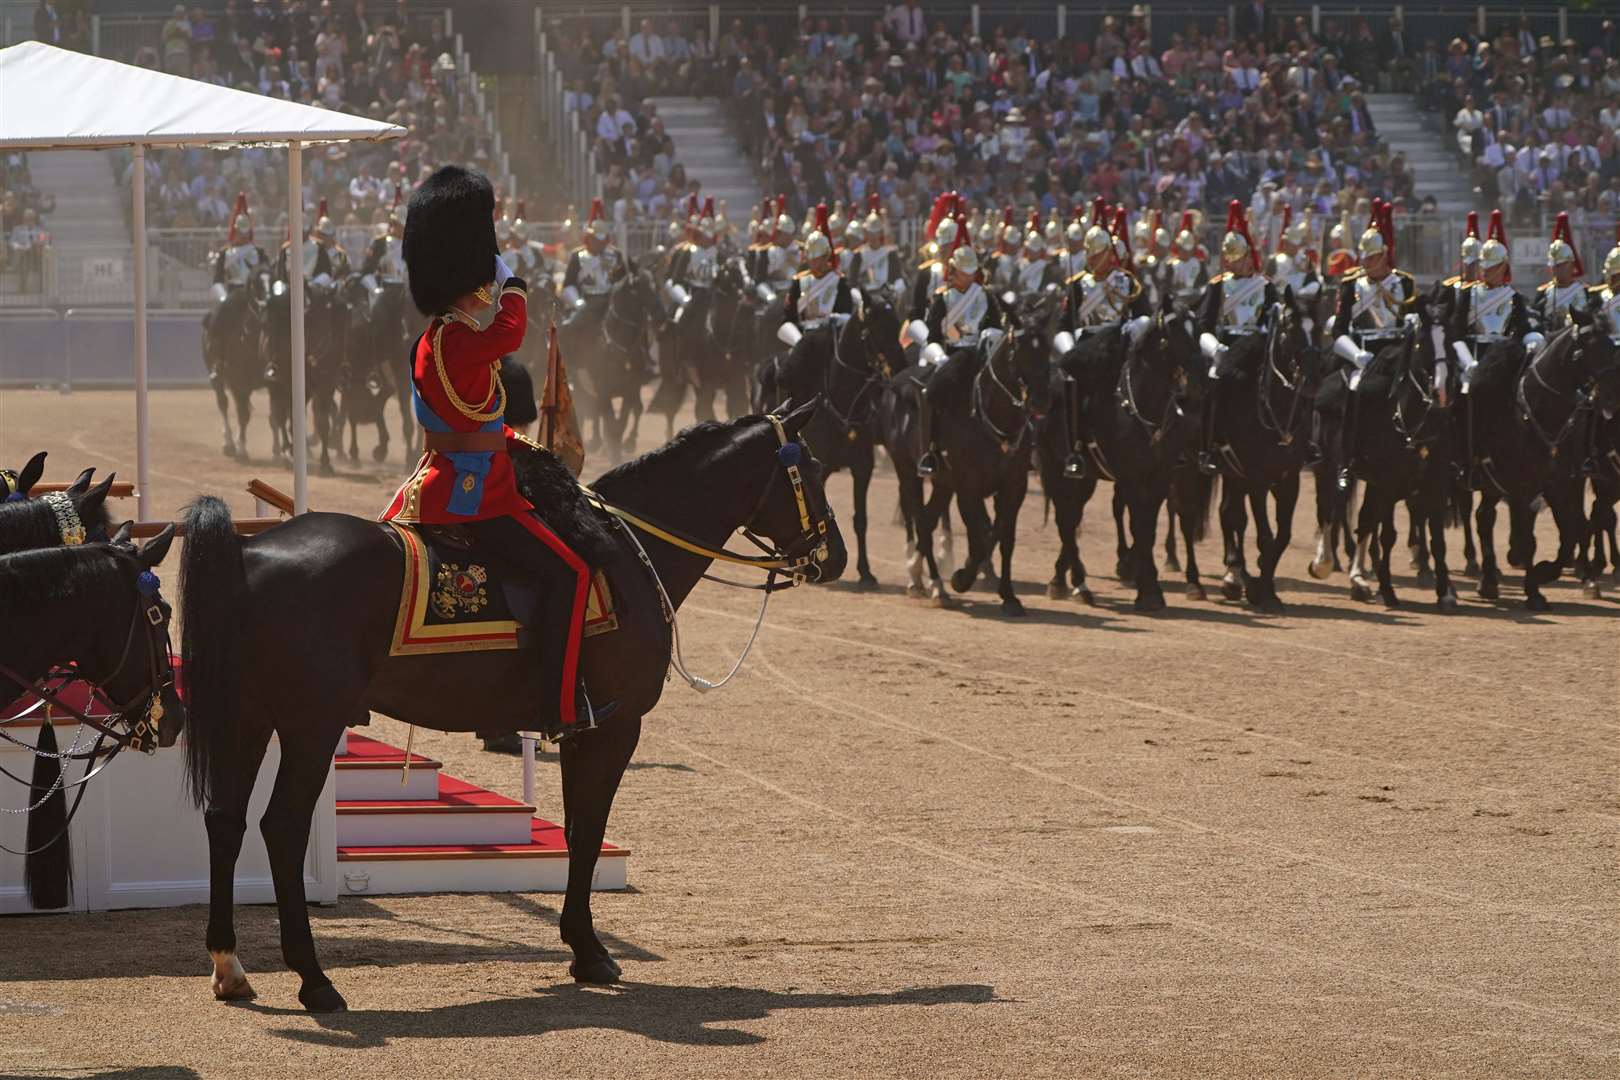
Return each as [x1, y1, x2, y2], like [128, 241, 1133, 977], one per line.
[1052, 330, 1076, 357]
[1199, 331, 1228, 361]
[1522, 331, 1545, 354]
[493, 254, 514, 289]
[1123, 315, 1151, 345]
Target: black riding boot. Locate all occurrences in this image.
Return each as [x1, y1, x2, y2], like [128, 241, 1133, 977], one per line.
[1196, 380, 1221, 476]
[1337, 392, 1359, 492]
[464, 515, 616, 741]
[916, 387, 939, 477]
[1304, 411, 1325, 467]
[1061, 374, 1089, 479]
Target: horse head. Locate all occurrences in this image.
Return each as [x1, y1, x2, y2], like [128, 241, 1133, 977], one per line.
[857, 288, 907, 375]
[1567, 305, 1620, 416]
[753, 399, 848, 583]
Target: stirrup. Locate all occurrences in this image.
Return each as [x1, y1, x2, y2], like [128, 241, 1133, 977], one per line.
[1303, 443, 1325, 467]
[1062, 453, 1089, 479]
[917, 451, 938, 477]
[1195, 451, 1219, 476]
[1336, 466, 1354, 492]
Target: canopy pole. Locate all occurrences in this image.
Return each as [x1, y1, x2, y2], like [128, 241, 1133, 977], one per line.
[288, 141, 308, 514]
[131, 143, 150, 521]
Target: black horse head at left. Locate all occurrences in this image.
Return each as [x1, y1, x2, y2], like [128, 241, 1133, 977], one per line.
[0, 451, 47, 502]
[1566, 305, 1620, 415]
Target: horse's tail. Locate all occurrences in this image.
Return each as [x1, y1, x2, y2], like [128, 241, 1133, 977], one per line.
[1185, 470, 1218, 542]
[179, 495, 246, 808]
[24, 720, 71, 909]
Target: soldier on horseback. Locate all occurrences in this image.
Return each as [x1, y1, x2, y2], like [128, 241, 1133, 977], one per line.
[845, 199, 904, 305]
[1013, 216, 1063, 295]
[910, 217, 1005, 477]
[778, 203, 854, 349]
[907, 192, 962, 322]
[204, 192, 268, 378]
[1592, 230, 1620, 342]
[274, 199, 345, 288]
[1266, 205, 1322, 309]
[1536, 212, 1589, 329]
[1132, 210, 1166, 305]
[1164, 210, 1207, 306]
[764, 198, 801, 295]
[667, 198, 720, 324]
[359, 196, 406, 305]
[1330, 200, 1419, 489]
[1197, 199, 1279, 474]
[1448, 209, 1540, 396]
[986, 209, 1022, 292]
[381, 164, 609, 735]
[1055, 202, 1151, 479]
[561, 198, 626, 320]
[1433, 211, 1482, 324]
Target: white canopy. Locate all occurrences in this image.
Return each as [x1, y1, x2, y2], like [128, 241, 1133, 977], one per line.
[0, 41, 406, 517]
[0, 40, 404, 149]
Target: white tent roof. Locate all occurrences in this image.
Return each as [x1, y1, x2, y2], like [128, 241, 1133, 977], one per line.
[0, 41, 405, 150]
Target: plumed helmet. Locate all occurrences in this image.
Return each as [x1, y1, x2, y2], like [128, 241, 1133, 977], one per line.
[511, 217, 529, 242]
[1004, 223, 1024, 247]
[315, 216, 335, 240]
[1111, 206, 1132, 262]
[948, 239, 979, 276]
[804, 203, 833, 262]
[495, 216, 512, 243]
[775, 212, 796, 239]
[977, 219, 996, 248]
[935, 215, 960, 250]
[1546, 211, 1581, 274]
[1356, 200, 1386, 258]
[1459, 211, 1481, 265]
[1154, 225, 1171, 250]
[1604, 241, 1620, 281]
[1222, 199, 1259, 271]
[585, 197, 609, 240]
[1044, 218, 1061, 245]
[1223, 230, 1253, 260]
[228, 192, 253, 244]
[1083, 223, 1112, 257]
[403, 164, 498, 317]
[667, 219, 684, 242]
[864, 210, 885, 240]
[1024, 229, 1046, 255]
[828, 206, 846, 238]
[1065, 220, 1085, 247]
[1132, 217, 1152, 247]
[1173, 210, 1197, 254]
[698, 197, 717, 240]
[1479, 209, 1510, 279]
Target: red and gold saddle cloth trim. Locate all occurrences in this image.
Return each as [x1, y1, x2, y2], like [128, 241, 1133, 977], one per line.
[386, 522, 618, 657]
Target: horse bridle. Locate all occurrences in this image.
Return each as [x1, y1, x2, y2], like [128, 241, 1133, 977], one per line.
[822, 314, 884, 438]
[600, 272, 657, 360]
[972, 329, 1035, 454]
[1516, 328, 1600, 464]
[1257, 303, 1311, 447]
[1117, 313, 1187, 446]
[1390, 328, 1446, 457]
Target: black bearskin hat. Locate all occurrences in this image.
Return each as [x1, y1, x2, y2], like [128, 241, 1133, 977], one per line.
[403, 164, 498, 316]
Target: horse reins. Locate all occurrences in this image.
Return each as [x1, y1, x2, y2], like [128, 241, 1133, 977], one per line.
[971, 330, 1034, 454]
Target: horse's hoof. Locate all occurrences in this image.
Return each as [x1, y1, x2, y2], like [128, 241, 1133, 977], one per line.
[209, 953, 255, 1002]
[1350, 580, 1373, 604]
[1187, 582, 1207, 602]
[319, 461, 335, 477]
[371, 444, 387, 463]
[930, 582, 953, 607]
[1464, 560, 1480, 577]
[1001, 596, 1026, 616]
[1381, 593, 1400, 610]
[1478, 581, 1499, 601]
[1046, 580, 1066, 601]
[1220, 572, 1243, 602]
[1414, 569, 1434, 586]
[1581, 580, 1601, 600]
[1114, 561, 1132, 582]
[1438, 592, 1459, 612]
[1307, 557, 1332, 580]
[855, 574, 879, 592]
[906, 582, 926, 600]
[570, 956, 621, 985]
[1257, 595, 1286, 615]
[1134, 591, 1167, 613]
[1526, 595, 1551, 612]
[1164, 555, 1182, 573]
[1073, 586, 1095, 606]
[949, 568, 975, 594]
[298, 981, 348, 1013]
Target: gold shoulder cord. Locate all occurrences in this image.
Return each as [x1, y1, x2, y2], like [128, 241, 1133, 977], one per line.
[431, 319, 506, 425]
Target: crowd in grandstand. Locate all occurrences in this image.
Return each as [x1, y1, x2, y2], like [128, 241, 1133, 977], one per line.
[1, 152, 55, 291]
[1437, 15, 1620, 230]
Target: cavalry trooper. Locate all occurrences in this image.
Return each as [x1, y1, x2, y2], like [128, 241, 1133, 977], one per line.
[907, 197, 963, 322]
[1323, 211, 1358, 284]
[1536, 211, 1590, 329]
[987, 210, 1022, 292]
[1590, 228, 1620, 342]
[1432, 210, 1482, 324]
[846, 202, 905, 305]
[1042, 214, 1065, 267]
[1330, 199, 1422, 490]
[1131, 210, 1164, 303]
[211, 192, 267, 301]
[907, 220, 1005, 476]
[1267, 205, 1322, 303]
[1013, 218, 1063, 295]
[277, 199, 347, 287]
[826, 202, 849, 259]
[1448, 209, 1540, 387]
[778, 203, 855, 349]
[666, 197, 719, 319]
[1197, 200, 1280, 474]
[1061, 211, 1088, 280]
[974, 214, 997, 265]
[745, 200, 773, 285]
[1165, 210, 1208, 306]
[380, 164, 608, 737]
[560, 198, 627, 318]
[1053, 204, 1151, 478]
[764, 199, 802, 295]
[359, 198, 407, 304]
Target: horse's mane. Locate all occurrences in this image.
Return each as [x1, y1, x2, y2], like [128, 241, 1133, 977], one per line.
[1468, 338, 1530, 403]
[593, 418, 755, 495]
[508, 441, 615, 564]
[0, 544, 127, 612]
[0, 489, 114, 551]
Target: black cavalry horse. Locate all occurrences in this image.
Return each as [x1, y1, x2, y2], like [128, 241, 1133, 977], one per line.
[0, 467, 116, 551]
[201, 279, 264, 459]
[652, 260, 757, 429]
[756, 303, 889, 588]
[1464, 312, 1620, 609]
[564, 268, 668, 464]
[1041, 294, 1205, 611]
[1579, 405, 1620, 596]
[1207, 291, 1318, 611]
[262, 280, 345, 473]
[176, 405, 846, 1012]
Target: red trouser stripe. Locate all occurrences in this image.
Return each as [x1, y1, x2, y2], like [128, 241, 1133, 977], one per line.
[512, 513, 589, 726]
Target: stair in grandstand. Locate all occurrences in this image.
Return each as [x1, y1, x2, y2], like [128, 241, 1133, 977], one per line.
[333, 730, 628, 897]
[648, 96, 763, 222]
[16, 149, 133, 306]
[1364, 93, 1478, 217]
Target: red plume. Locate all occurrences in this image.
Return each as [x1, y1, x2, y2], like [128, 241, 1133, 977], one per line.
[1177, 209, 1195, 237]
[516, 199, 527, 220]
[1003, 206, 1015, 227]
[1027, 208, 1042, 233]
[1276, 204, 1292, 253]
[867, 192, 880, 214]
[1379, 202, 1396, 268]
[1111, 206, 1132, 262]
[587, 197, 605, 224]
[925, 192, 952, 241]
[814, 202, 830, 236]
[317, 197, 328, 221]
[1090, 196, 1107, 227]
[1550, 211, 1582, 276]
[1465, 210, 1480, 240]
[1226, 199, 1259, 273]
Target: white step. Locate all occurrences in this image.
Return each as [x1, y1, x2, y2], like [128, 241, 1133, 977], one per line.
[334, 732, 442, 801]
[337, 819, 629, 896]
[335, 773, 536, 846]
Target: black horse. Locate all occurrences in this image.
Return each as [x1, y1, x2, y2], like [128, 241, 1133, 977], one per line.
[1207, 291, 1317, 612]
[0, 468, 115, 550]
[1464, 312, 1620, 609]
[757, 304, 890, 589]
[1043, 295, 1203, 611]
[365, 280, 420, 462]
[1327, 302, 1459, 609]
[333, 274, 397, 464]
[0, 531, 183, 909]
[175, 405, 845, 1012]
[653, 260, 757, 429]
[1578, 405, 1620, 596]
[262, 280, 344, 472]
[565, 268, 667, 464]
[201, 281, 264, 459]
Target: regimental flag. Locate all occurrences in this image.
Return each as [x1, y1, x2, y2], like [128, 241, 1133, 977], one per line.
[538, 320, 585, 477]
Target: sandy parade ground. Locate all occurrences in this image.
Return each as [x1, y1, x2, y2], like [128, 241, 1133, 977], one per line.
[0, 385, 1616, 1079]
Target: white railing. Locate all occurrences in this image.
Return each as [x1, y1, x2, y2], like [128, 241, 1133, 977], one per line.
[534, 14, 600, 211]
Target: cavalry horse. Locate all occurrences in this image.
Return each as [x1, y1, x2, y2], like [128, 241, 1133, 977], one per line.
[1041, 294, 1206, 611]
[176, 404, 845, 1012]
[365, 280, 420, 463]
[201, 275, 264, 459]
[564, 268, 668, 464]
[333, 274, 397, 464]
[1463, 310, 1620, 609]
[652, 260, 757, 430]
[1579, 404, 1620, 597]
[262, 279, 344, 473]
[1207, 290, 1318, 611]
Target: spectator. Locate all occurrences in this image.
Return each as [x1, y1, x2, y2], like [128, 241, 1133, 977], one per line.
[32, 0, 60, 45]
[162, 5, 194, 77]
[10, 208, 48, 294]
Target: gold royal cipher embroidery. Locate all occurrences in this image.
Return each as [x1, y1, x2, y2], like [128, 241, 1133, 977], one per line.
[431, 562, 491, 620]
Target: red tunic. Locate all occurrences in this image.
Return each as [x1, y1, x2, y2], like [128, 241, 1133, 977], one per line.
[381, 284, 532, 523]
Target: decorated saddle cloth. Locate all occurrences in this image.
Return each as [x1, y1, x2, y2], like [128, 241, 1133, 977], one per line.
[384, 522, 618, 656]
